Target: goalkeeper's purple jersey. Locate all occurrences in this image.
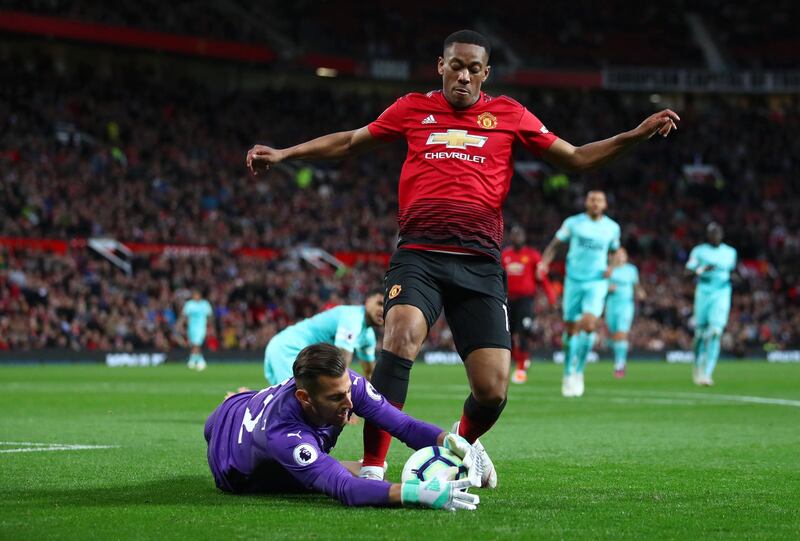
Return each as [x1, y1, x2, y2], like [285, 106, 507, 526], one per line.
[204, 369, 441, 506]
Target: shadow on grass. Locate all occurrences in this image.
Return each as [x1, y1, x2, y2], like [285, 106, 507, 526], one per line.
[4, 475, 341, 509]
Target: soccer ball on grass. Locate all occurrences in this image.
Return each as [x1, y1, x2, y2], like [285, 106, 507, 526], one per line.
[400, 446, 468, 482]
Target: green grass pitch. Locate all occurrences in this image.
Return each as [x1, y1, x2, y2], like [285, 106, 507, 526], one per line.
[1, 361, 799, 540]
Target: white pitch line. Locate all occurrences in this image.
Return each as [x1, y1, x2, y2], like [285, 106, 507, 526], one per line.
[0, 443, 117, 454]
[596, 390, 800, 408]
[607, 398, 703, 406]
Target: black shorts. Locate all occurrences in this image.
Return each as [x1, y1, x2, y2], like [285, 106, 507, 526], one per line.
[384, 249, 511, 359]
[508, 296, 534, 334]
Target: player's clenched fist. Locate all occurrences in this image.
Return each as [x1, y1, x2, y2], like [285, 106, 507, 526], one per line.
[635, 109, 680, 139]
[246, 144, 285, 175]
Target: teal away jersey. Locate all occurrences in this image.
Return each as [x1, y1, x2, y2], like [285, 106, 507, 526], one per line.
[608, 263, 639, 303]
[280, 305, 377, 361]
[182, 299, 213, 333]
[556, 213, 621, 281]
[686, 243, 737, 291]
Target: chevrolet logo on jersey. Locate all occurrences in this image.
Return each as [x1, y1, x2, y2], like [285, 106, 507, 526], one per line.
[426, 130, 488, 150]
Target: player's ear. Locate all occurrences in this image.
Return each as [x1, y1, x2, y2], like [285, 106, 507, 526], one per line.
[295, 388, 311, 406]
[482, 65, 490, 82]
[437, 57, 445, 76]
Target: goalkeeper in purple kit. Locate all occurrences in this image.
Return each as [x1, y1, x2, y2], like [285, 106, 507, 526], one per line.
[204, 343, 490, 510]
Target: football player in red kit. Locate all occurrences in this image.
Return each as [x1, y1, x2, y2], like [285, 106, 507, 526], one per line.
[502, 226, 556, 384]
[247, 29, 679, 487]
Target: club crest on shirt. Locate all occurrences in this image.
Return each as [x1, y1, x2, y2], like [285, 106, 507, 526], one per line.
[477, 112, 497, 129]
[293, 443, 318, 466]
[388, 284, 402, 299]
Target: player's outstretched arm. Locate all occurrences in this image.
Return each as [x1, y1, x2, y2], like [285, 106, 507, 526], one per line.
[541, 109, 680, 172]
[246, 126, 380, 175]
[538, 237, 565, 278]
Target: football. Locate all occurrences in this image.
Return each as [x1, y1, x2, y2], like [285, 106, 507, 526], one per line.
[401, 446, 469, 482]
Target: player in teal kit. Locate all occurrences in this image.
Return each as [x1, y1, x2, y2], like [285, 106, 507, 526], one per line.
[180, 290, 213, 371]
[605, 248, 646, 378]
[686, 223, 737, 386]
[539, 191, 620, 397]
[265, 291, 384, 384]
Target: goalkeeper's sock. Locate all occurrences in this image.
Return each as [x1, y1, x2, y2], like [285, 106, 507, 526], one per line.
[458, 394, 507, 443]
[612, 340, 629, 370]
[362, 350, 413, 467]
[575, 331, 596, 374]
[704, 330, 721, 379]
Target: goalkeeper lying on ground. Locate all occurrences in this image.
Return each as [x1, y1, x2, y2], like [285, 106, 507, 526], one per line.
[204, 343, 491, 511]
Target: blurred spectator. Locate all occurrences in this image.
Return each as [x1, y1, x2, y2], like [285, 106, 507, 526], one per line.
[0, 56, 797, 354]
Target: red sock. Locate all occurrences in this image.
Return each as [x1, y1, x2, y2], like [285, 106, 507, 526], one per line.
[514, 348, 527, 371]
[362, 400, 403, 466]
[458, 413, 497, 443]
[457, 396, 507, 443]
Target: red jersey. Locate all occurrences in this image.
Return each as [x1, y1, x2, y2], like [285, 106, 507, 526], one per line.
[502, 245, 556, 303]
[368, 91, 557, 259]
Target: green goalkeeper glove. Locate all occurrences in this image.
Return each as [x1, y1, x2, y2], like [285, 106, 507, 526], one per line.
[401, 468, 480, 511]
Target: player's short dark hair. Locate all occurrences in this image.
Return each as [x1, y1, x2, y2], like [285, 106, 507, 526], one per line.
[443, 29, 491, 59]
[293, 344, 346, 393]
[365, 287, 384, 299]
[707, 222, 724, 238]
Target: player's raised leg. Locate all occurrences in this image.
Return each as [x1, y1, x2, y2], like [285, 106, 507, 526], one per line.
[460, 348, 510, 443]
[454, 347, 508, 488]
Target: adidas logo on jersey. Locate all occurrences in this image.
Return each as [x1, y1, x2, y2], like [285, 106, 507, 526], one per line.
[421, 115, 437, 125]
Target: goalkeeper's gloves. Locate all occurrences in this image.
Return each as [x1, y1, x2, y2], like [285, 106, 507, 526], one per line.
[448, 424, 498, 489]
[443, 432, 483, 488]
[400, 469, 480, 511]
[471, 438, 498, 489]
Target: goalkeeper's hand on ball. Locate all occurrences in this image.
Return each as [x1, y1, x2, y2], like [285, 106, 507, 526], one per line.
[471, 439, 498, 488]
[443, 432, 483, 488]
[400, 468, 480, 511]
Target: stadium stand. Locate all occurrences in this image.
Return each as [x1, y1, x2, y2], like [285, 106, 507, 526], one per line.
[0, 13, 798, 356]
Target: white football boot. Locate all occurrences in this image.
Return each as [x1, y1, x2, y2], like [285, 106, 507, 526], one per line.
[561, 375, 574, 397]
[358, 461, 388, 481]
[573, 373, 585, 397]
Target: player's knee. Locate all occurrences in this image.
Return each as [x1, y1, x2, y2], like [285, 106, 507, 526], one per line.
[470, 375, 508, 406]
[383, 307, 427, 358]
[580, 315, 598, 332]
[706, 327, 722, 339]
[382, 327, 423, 359]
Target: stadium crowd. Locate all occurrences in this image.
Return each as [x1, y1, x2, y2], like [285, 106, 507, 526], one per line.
[1, 56, 798, 354]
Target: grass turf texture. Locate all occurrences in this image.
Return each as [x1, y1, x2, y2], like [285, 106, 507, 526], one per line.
[1, 361, 799, 540]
